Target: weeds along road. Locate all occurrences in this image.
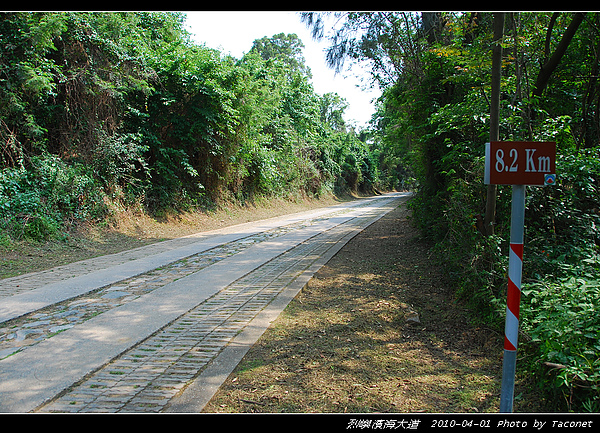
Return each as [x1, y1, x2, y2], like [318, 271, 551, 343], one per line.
[0, 192, 410, 413]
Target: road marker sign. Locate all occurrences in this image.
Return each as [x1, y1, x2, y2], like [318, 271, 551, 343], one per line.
[485, 141, 556, 186]
[484, 142, 556, 413]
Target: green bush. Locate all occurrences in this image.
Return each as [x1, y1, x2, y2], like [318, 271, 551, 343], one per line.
[521, 270, 600, 411]
[0, 155, 106, 241]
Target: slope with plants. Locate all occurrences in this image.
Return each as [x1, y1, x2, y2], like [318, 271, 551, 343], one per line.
[0, 12, 383, 246]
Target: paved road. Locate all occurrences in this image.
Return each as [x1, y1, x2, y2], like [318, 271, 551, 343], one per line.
[0, 192, 409, 413]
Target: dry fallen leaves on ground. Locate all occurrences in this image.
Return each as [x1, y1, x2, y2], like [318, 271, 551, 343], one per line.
[202, 201, 529, 413]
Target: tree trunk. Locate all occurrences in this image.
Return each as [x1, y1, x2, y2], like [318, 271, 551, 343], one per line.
[484, 12, 505, 236]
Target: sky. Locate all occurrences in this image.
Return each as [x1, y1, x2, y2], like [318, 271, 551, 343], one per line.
[183, 11, 381, 129]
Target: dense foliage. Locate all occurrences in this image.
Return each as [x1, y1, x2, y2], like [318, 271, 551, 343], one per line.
[306, 12, 599, 411]
[0, 12, 380, 244]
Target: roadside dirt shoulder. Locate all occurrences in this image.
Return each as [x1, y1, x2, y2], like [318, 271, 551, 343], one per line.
[203, 201, 508, 413]
[0, 194, 347, 279]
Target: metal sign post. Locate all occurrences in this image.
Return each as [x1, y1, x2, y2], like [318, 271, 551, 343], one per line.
[484, 141, 556, 413]
[500, 183, 525, 412]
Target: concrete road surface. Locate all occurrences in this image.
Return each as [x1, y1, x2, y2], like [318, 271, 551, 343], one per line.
[0, 192, 409, 413]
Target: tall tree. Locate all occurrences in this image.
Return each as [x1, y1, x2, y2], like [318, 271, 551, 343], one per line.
[250, 33, 311, 79]
[319, 92, 348, 131]
[483, 12, 505, 236]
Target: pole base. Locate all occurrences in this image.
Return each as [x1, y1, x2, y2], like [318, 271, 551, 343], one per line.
[500, 349, 517, 412]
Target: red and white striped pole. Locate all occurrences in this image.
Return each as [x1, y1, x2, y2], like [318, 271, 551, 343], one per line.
[500, 184, 526, 412]
[504, 241, 523, 352]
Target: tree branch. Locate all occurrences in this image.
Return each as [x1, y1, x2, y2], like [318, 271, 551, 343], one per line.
[532, 12, 586, 97]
